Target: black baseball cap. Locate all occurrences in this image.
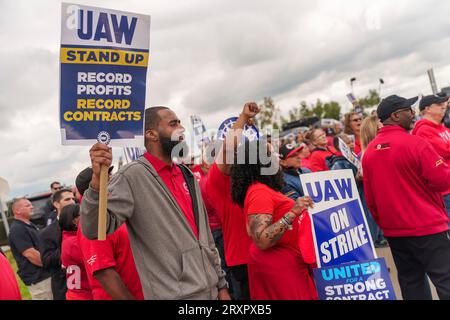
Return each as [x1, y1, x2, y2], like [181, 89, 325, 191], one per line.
[75, 166, 114, 195]
[419, 95, 449, 111]
[279, 143, 304, 160]
[377, 95, 418, 122]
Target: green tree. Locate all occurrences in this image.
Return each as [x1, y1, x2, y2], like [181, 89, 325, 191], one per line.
[312, 99, 324, 118]
[284, 99, 342, 125]
[298, 101, 314, 119]
[358, 89, 381, 113]
[256, 97, 280, 130]
[322, 101, 341, 120]
[288, 106, 299, 122]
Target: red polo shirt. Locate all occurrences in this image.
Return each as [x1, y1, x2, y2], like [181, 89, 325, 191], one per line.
[144, 152, 198, 238]
[77, 225, 144, 300]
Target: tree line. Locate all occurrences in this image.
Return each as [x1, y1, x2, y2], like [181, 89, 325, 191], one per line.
[256, 89, 381, 130]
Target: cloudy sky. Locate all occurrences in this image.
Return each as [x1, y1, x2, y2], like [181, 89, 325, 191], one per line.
[1, 0, 449, 198]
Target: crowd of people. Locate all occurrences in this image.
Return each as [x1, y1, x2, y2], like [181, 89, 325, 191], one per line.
[1, 92, 450, 300]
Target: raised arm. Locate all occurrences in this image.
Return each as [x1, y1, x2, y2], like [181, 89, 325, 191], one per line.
[215, 102, 260, 175]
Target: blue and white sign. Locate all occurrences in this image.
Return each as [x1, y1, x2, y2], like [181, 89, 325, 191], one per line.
[190, 115, 211, 149]
[123, 147, 145, 163]
[216, 117, 260, 142]
[300, 170, 376, 268]
[313, 258, 396, 300]
[338, 138, 361, 170]
[60, 3, 150, 146]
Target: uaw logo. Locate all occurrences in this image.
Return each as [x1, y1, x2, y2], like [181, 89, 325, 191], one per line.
[376, 143, 390, 151]
[87, 255, 97, 266]
[97, 131, 111, 145]
[217, 117, 260, 142]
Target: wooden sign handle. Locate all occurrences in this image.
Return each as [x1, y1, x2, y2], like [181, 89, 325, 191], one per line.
[97, 164, 109, 241]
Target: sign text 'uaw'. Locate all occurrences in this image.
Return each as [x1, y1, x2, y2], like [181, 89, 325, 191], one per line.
[59, 3, 150, 147]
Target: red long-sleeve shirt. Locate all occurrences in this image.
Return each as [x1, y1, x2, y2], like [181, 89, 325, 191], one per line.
[362, 125, 450, 237]
[412, 118, 450, 196]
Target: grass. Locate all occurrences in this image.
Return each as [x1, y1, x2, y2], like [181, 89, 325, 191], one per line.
[5, 250, 31, 300]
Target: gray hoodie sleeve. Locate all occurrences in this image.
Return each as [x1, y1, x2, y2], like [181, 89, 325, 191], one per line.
[209, 233, 228, 291]
[80, 172, 135, 240]
[201, 200, 228, 291]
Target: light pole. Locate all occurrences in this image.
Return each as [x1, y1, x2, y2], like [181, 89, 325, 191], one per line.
[350, 77, 357, 95]
[378, 78, 385, 98]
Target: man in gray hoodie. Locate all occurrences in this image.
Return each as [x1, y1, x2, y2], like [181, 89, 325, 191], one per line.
[80, 107, 230, 300]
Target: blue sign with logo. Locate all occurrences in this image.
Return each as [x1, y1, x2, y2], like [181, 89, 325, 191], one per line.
[300, 170, 377, 268]
[190, 115, 211, 149]
[60, 3, 150, 147]
[216, 117, 260, 142]
[313, 258, 396, 300]
[311, 200, 375, 267]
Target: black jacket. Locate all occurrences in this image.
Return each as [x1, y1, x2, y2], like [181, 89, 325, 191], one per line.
[39, 221, 67, 300]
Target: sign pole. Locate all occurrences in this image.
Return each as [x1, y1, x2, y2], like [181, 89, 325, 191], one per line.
[97, 164, 109, 241]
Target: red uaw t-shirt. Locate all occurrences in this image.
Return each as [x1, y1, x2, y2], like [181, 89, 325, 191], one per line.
[77, 224, 144, 300]
[144, 153, 198, 238]
[61, 230, 92, 300]
[0, 253, 21, 300]
[206, 163, 251, 266]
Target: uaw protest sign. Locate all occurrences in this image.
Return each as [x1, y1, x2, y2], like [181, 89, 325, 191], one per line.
[313, 258, 396, 300]
[300, 170, 396, 300]
[59, 3, 150, 146]
[300, 170, 377, 268]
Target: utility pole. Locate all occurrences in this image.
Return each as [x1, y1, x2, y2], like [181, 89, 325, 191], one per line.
[0, 177, 10, 236]
[427, 68, 439, 95]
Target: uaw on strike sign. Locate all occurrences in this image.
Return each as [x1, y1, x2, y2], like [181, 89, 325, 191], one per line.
[300, 170, 396, 300]
[60, 3, 150, 146]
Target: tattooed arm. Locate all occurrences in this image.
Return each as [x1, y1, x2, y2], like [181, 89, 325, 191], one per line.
[247, 196, 314, 250]
[248, 213, 294, 250]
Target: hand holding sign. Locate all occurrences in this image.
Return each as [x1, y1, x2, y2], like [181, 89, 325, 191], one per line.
[291, 196, 315, 216]
[89, 142, 113, 241]
[89, 143, 113, 190]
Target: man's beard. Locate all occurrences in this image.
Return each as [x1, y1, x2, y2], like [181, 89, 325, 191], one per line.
[160, 135, 188, 159]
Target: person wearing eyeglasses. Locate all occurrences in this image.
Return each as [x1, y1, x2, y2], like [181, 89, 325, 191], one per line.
[304, 128, 337, 172]
[412, 95, 450, 225]
[344, 112, 363, 155]
[362, 95, 450, 300]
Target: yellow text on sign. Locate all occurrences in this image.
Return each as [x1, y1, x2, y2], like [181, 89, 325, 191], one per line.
[61, 48, 149, 67]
